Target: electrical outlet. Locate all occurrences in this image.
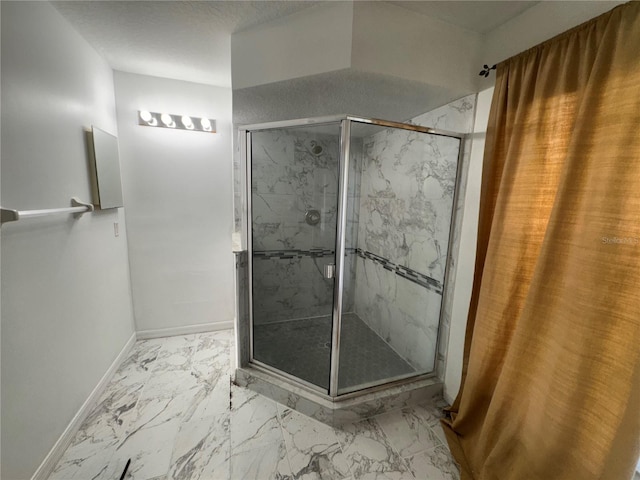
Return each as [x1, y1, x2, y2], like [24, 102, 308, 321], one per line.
[114, 222, 119, 237]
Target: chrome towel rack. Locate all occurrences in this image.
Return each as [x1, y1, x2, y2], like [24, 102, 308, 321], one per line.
[0, 197, 94, 225]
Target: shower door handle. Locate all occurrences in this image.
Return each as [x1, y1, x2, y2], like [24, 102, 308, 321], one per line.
[323, 264, 335, 279]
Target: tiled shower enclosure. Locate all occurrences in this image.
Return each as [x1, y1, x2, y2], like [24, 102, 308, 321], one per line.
[241, 115, 464, 398]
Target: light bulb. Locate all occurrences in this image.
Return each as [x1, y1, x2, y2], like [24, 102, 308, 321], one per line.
[200, 117, 212, 131]
[161, 113, 175, 127]
[181, 115, 194, 130]
[140, 110, 157, 126]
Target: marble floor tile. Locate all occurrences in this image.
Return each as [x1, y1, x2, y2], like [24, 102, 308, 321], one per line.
[278, 405, 352, 479]
[335, 418, 413, 479]
[152, 336, 196, 373]
[230, 384, 283, 453]
[404, 445, 460, 480]
[111, 341, 163, 388]
[183, 373, 231, 425]
[140, 367, 199, 402]
[375, 404, 444, 458]
[229, 441, 293, 480]
[193, 331, 232, 379]
[168, 413, 230, 480]
[49, 372, 145, 479]
[431, 421, 448, 447]
[50, 329, 457, 480]
[113, 395, 184, 479]
[48, 435, 120, 480]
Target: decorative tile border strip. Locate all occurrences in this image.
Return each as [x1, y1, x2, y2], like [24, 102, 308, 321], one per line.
[355, 249, 442, 295]
[252, 248, 442, 294]
[252, 248, 335, 260]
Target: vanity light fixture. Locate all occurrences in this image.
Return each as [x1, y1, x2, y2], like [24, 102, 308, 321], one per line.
[137, 110, 216, 133]
[181, 115, 194, 130]
[200, 117, 212, 132]
[139, 110, 157, 126]
[160, 113, 175, 128]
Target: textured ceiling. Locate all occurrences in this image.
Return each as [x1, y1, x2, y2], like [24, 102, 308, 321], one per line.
[53, 1, 538, 88]
[392, 1, 538, 34]
[52, 1, 321, 86]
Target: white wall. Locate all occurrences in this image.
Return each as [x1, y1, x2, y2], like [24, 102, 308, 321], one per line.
[114, 71, 234, 335]
[231, 2, 354, 89]
[1, 3, 136, 478]
[443, 87, 493, 403]
[232, 1, 482, 96]
[351, 1, 481, 95]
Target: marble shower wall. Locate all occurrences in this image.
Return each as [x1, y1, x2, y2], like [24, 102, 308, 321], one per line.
[342, 140, 363, 313]
[411, 95, 477, 378]
[250, 127, 347, 324]
[352, 95, 476, 372]
[357, 129, 461, 283]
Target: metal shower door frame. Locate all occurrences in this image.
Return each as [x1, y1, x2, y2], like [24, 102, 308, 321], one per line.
[241, 114, 466, 400]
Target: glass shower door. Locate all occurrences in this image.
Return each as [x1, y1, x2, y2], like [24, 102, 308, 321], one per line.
[249, 124, 341, 392]
[337, 120, 462, 394]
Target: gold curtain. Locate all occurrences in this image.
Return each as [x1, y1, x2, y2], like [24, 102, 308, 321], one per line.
[443, 3, 640, 479]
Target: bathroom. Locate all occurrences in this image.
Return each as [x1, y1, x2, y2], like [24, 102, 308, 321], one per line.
[1, 1, 639, 480]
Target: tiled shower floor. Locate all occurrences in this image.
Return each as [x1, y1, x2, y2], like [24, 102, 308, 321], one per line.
[253, 313, 416, 390]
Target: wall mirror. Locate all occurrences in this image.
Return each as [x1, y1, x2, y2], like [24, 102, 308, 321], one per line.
[87, 126, 124, 209]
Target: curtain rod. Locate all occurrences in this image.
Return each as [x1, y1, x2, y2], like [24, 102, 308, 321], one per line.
[479, 64, 497, 78]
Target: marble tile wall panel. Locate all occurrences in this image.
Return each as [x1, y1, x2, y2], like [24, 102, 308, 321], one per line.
[252, 255, 335, 324]
[251, 129, 340, 251]
[411, 95, 477, 380]
[411, 95, 476, 134]
[357, 129, 461, 284]
[250, 128, 341, 324]
[233, 154, 243, 234]
[353, 256, 441, 372]
[437, 133, 474, 379]
[352, 95, 477, 378]
[342, 140, 363, 313]
[234, 251, 250, 368]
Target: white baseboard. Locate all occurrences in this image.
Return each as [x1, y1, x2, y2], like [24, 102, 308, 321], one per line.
[136, 321, 234, 340]
[31, 331, 137, 480]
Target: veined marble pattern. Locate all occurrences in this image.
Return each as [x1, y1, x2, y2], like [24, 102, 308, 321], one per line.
[49, 331, 459, 480]
[411, 95, 476, 135]
[349, 126, 456, 374]
[411, 95, 477, 381]
[354, 255, 441, 372]
[357, 128, 460, 284]
[250, 128, 342, 324]
[350, 96, 476, 379]
[250, 128, 340, 252]
[252, 254, 336, 324]
[234, 251, 250, 368]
